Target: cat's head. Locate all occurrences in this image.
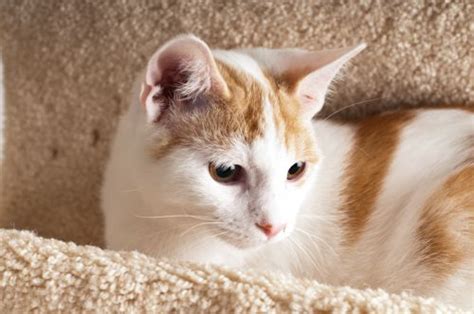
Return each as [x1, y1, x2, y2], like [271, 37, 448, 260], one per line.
[135, 35, 364, 249]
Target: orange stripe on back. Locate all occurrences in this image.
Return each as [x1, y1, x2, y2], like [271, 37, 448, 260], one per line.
[417, 164, 474, 280]
[340, 111, 415, 246]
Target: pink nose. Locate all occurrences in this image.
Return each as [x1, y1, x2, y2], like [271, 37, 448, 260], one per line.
[255, 222, 286, 238]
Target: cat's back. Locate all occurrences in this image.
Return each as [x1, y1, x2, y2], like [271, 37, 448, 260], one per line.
[312, 108, 472, 213]
[310, 108, 473, 305]
[314, 107, 473, 187]
[313, 107, 473, 242]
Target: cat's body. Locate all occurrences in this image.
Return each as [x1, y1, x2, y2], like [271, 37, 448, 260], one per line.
[102, 35, 473, 309]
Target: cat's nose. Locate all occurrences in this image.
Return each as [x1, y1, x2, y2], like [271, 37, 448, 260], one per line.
[255, 222, 286, 238]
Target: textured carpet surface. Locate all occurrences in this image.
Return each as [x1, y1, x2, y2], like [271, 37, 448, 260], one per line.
[0, 229, 465, 313]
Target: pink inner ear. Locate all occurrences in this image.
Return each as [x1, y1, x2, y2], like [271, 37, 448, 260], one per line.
[141, 35, 233, 123]
[155, 53, 197, 86]
[146, 37, 213, 89]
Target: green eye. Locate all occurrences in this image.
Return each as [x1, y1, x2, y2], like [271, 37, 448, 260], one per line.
[209, 163, 242, 183]
[287, 161, 306, 181]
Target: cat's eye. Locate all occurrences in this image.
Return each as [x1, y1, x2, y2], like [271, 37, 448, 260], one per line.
[209, 163, 242, 183]
[287, 161, 306, 181]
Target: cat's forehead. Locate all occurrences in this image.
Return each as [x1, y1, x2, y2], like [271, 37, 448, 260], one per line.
[153, 58, 316, 162]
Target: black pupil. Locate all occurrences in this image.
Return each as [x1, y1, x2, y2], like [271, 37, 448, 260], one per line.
[216, 165, 235, 178]
[289, 162, 302, 175]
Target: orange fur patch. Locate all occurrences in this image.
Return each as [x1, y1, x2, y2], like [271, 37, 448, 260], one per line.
[150, 61, 266, 158]
[264, 72, 318, 164]
[150, 61, 318, 167]
[340, 111, 415, 246]
[417, 165, 474, 280]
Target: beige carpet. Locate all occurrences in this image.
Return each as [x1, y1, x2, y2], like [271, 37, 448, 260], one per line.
[0, 229, 464, 313]
[0, 1, 472, 312]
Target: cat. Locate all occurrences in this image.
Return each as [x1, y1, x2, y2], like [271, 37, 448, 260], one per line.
[102, 34, 473, 309]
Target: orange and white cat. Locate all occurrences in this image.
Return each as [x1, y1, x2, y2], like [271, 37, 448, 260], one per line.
[102, 35, 473, 309]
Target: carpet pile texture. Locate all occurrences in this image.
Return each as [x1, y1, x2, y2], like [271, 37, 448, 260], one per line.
[0, 229, 463, 312]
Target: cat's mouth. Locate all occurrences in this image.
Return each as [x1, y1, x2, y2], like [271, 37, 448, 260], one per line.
[214, 225, 287, 249]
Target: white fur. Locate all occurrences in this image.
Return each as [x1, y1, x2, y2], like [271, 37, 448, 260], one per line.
[102, 38, 473, 310]
[213, 49, 270, 88]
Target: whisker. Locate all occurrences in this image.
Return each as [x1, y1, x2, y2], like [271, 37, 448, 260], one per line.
[323, 98, 390, 159]
[298, 214, 330, 222]
[184, 229, 230, 252]
[208, 230, 230, 240]
[285, 238, 305, 273]
[288, 237, 320, 271]
[295, 227, 317, 239]
[298, 236, 326, 268]
[180, 221, 225, 237]
[133, 214, 215, 221]
[295, 228, 338, 257]
[323, 97, 387, 121]
[296, 229, 323, 258]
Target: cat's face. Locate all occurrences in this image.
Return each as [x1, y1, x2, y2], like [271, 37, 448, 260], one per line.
[136, 35, 364, 249]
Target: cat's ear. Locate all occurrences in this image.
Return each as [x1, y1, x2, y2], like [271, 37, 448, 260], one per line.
[285, 45, 366, 117]
[140, 35, 229, 122]
[258, 44, 366, 118]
